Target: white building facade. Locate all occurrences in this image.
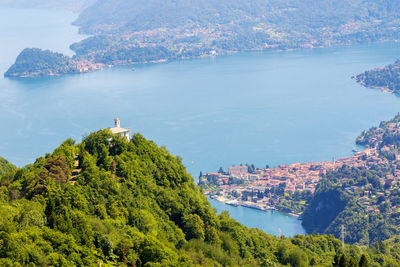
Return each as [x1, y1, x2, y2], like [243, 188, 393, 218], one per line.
[109, 118, 130, 141]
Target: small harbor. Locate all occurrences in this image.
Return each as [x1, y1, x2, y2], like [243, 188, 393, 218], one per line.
[208, 197, 306, 237]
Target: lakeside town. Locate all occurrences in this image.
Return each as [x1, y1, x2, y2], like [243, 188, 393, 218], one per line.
[199, 144, 397, 216]
[200, 115, 400, 222]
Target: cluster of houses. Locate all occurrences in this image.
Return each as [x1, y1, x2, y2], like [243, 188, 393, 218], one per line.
[118, 26, 221, 54]
[198, 116, 400, 221]
[200, 147, 394, 214]
[72, 59, 105, 73]
[203, 148, 380, 191]
[358, 120, 400, 148]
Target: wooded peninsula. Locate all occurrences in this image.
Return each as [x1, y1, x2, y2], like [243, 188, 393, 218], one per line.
[353, 59, 400, 94]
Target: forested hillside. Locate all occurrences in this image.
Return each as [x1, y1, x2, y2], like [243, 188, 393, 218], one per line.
[354, 59, 400, 94]
[69, 0, 400, 66]
[75, 0, 400, 36]
[303, 114, 400, 246]
[0, 157, 15, 176]
[4, 48, 79, 78]
[7, 0, 400, 77]
[302, 166, 400, 245]
[1, 130, 399, 265]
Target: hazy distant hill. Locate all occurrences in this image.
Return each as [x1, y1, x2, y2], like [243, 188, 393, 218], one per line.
[7, 0, 400, 77]
[75, 0, 400, 35]
[0, 0, 95, 12]
[68, 0, 400, 70]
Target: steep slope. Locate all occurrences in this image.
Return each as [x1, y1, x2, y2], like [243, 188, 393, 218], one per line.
[7, 0, 400, 77]
[75, 0, 400, 35]
[303, 114, 400, 246]
[0, 130, 387, 266]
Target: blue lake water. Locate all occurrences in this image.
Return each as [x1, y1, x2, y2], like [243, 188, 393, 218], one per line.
[1, 8, 400, 237]
[209, 198, 306, 236]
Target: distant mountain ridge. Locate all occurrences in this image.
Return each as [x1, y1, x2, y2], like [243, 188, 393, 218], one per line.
[74, 0, 400, 35]
[6, 0, 400, 77]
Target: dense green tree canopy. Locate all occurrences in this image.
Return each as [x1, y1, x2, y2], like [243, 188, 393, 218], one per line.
[0, 130, 399, 265]
[354, 60, 400, 94]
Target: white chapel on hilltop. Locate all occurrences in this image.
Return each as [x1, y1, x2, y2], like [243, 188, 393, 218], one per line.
[109, 118, 130, 141]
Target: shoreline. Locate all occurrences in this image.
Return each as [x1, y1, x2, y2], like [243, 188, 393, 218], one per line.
[352, 77, 395, 94]
[7, 40, 400, 79]
[208, 195, 302, 218]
